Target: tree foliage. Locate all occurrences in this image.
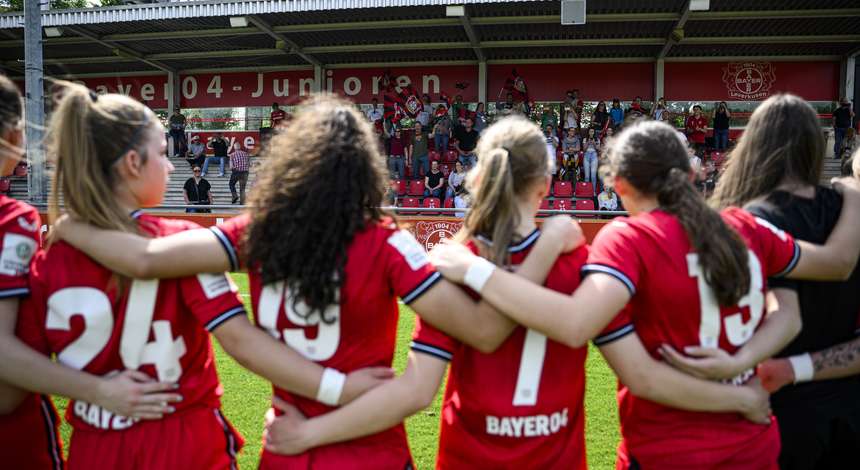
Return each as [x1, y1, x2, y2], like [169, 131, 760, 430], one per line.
[1, 0, 98, 13]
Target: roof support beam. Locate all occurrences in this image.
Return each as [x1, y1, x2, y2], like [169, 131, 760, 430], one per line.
[659, 0, 692, 59]
[64, 25, 174, 73]
[689, 8, 860, 20]
[680, 34, 860, 45]
[246, 15, 321, 67]
[458, 10, 484, 62]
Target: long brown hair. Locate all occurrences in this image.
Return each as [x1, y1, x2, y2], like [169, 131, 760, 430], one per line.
[0, 74, 23, 163]
[244, 95, 386, 322]
[603, 120, 750, 306]
[46, 82, 158, 234]
[711, 94, 824, 208]
[457, 115, 549, 266]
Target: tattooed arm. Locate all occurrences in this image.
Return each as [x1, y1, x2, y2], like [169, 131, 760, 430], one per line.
[758, 336, 860, 393]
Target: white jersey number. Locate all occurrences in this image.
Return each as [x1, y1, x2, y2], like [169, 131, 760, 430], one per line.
[46, 279, 187, 382]
[513, 329, 548, 406]
[257, 281, 341, 362]
[688, 250, 765, 349]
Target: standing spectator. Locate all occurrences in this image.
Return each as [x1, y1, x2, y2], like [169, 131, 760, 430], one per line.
[712, 101, 731, 151]
[451, 95, 467, 123]
[562, 105, 578, 134]
[228, 143, 250, 205]
[544, 124, 559, 175]
[366, 97, 384, 124]
[560, 127, 581, 182]
[203, 132, 228, 177]
[582, 127, 600, 195]
[417, 95, 432, 128]
[446, 161, 466, 203]
[270, 102, 287, 128]
[453, 117, 479, 169]
[564, 89, 585, 128]
[473, 102, 488, 134]
[650, 97, 668, 122]
[609, 98, 625, 129]
[833, 98, 855, 159]
[540, 107, 558, 132]
[424, 160, 445, 199]
[168, 106, 187, 157]
[840, 127, 858, 167]
[627, 96, 646, 119]
[500, 92, 515, 112]
[597, 186, 618, 211]
[432, 106, 452, 154]
[685, 105, 708, 152]
[601, 126, 615, 144]
[185, 135, 206, 168]
[689, 146, 705, 192]
[183, 166, 212, 213]
[591, 101, 610, 138]
[388, 128, 406, 180]
[410, 122, 430, 180]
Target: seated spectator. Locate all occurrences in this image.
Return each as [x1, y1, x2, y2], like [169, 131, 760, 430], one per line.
[561, 127, 581, 179]
[499, 92, 515, 112]
[627, 96, 646, 119]
[168, 106, 187, 158]
[601, 126, 615, 146]
[432, 107, 452, 154]
[454, 117, 479, 169]
[474, 102, 488, 134]
[270, 102, 286, 128]
[410, 122, 430, 180]
[228, 143, 251, 205]
[202, 132, 228, 177]
[446, 161, 466, 202]
[424, 160, 445, 200]
[609, 98, 624, 128]
[842, 148, 859, 177]
[685, 105, 708, 152]
[454, 186, 470, 218]
[183, 166, 212, 213]
[540, 107, 558, 132]
[388, 128, 406, 180]
[688, 146, 706, 192]
[185, 135, 206, 168]
[591, 101, 610, 138]
[366, 97, 383, 123]
[840, 127, 858, 162]
[544, 124, 559, 175]
[597, 186, 618, 212]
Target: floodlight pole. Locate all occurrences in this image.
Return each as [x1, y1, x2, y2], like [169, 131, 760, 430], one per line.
[24, 0, 47, 203]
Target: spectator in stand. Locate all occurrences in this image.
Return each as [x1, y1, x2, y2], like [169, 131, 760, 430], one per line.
[228, 142, 251, 205]
[410, 122, 430, 180]
[560, 127, 581, 182]
[270, 102, 287, 128]
[388, 128, 406, 180]
[602, 126, 615, 143]
[474, 102, 488, 134]
[833, 98, 855, 159]
[685, 105, 708, 153]
[688, 145, 705, 192]
[540, 107, 558, 132]
[203, 132, 228, 177]
[500, 92, 515, 112]
[627, 96, 646, 119]
[451, 95, 467, 124]
[417, 95, 432, 128]
[564, 89, 585, 128]
[591, 101, 610, 138]
[840, 127, 858, 166]
[366, 97, 384, 124]
[582, 127, 600, 195]
[454, 116, 480, 169]
[185, 135, 206, 168]
[424, 160, 445, 200]
[562, 104, 578, 134]
[433, 106, 452, 155]
[446, 161, 466, 203]
[650, 97, 668, 122]
[454, 186, 470, 218]
[544, 124, 559, 175]
[712, 101, 731, 151]
[597, 186, 618, 212]
[183, 166, 212, 213]
[609, 98, 625, 129]
[168, 106, 187, 158]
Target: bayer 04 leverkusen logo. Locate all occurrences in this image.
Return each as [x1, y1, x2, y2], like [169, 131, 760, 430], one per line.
[413, 220, 462, 252]
[722, 62, 776, 100]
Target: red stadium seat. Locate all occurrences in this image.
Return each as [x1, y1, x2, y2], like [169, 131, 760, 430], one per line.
[13, 163, 27, 177]
[444, 197, 454, 208]
[444, 150, 459, 163]
[574, 182, 594, 198]
[408, 180, 425, 196]
[0, 179, 10, 193]
[554, 198, 573, 212]
[429, 150, 441, 162]
[398, 197, 420, 214]
[553, 181, 573, 198]
[391, 179, 407, 196]
[711, 152, 726, 169]
[575, 199, 595, 217]
[538, 198, 552, 217]
[422, 197, 441, 215]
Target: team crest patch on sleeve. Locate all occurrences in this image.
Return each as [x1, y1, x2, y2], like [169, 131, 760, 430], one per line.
[0, 233, 36, 276]
[387, 230, 429, 270]
[197, 272, 238, 299]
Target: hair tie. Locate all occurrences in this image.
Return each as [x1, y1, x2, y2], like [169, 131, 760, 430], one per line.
[88, 90, 99, 103]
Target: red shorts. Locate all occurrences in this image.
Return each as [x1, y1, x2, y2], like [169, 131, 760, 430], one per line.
[0, 393, 64, 470]
[616, 416, 781, 470]
[259, 441, 414, 470]
[68, 407, 243, 470]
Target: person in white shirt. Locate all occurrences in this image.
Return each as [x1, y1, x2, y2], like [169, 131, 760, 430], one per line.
[598, 186, 618, 211]
[366, 97, 384, 123]
[563, 107, 578, 132]
[417, 94, 432, 128]
[544, 124, 559, 175]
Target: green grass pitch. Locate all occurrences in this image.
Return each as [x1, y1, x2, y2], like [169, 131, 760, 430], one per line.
[56, 273, 620, 468]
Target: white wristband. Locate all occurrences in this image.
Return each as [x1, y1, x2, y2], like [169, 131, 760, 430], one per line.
[316, 368, 347, 406]
[788, 353, 814, 383]
[463, 257, 496, 294]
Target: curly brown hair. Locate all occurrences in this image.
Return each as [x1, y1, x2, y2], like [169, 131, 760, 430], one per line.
[244, 95, 387, 323]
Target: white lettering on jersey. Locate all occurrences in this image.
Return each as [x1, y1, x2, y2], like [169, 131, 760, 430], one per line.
[196, 272, 237, 300]
[387, 230, 429, 271]
[0, 233, 36, 276]
[754, 217, 788, 241]
[485, 408, 569, 438]
[17, 216, 38, 232]
[73, 400, 137, 431]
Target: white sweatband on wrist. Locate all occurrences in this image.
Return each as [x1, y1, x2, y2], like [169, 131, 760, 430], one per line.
[463, 257, 496, 294]
[788, 353, 814, 383]
[316, 368, 347, 406]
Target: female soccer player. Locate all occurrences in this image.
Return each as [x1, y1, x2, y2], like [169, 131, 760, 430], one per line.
[51, 95, 528, 469]
[701, 94, 860, 469]
[0, 76, 186, 469]
[16, 85, 394, 469]
[258, 116, 773, 469]
[429, 120, 860, 469]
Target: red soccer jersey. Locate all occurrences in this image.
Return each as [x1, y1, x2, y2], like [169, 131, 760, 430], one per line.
[411, 229, 590, 470]
[0, 195, 40, 299]
[17, 211, 247, 433]
[211, 215, 441, 459]
[686, 115, 709, 144]
[584, 208, 799, 467]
